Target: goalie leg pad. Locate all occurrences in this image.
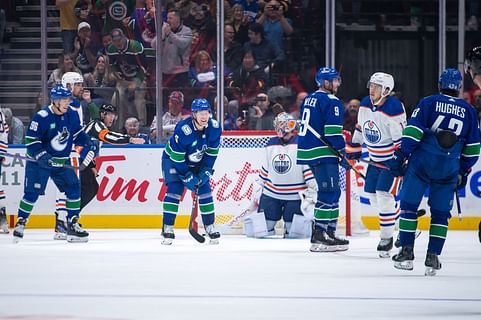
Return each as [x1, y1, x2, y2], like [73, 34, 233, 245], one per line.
[286, 214, 312, 239]
[244, 211, 268, 238]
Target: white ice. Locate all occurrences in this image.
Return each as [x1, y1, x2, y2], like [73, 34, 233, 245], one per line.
[0, 229, 480, 320]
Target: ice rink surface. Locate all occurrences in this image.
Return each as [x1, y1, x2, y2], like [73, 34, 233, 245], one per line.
[0, 229, 480, 320]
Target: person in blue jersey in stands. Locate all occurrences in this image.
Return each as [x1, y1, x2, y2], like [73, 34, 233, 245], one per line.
[161, 98, 222, 245]
[296, 67, 350, 253]
[13, 85, 97, 243]
[390, 68, 480, 276]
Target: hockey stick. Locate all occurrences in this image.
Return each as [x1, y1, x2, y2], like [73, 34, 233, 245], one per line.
[218, 207, 255, 234]
[305, 125, 366, 179]
[455, 189, 462, 221]
[2, 152, 79, 170]
[188, 187, 205, 243]
[357, 158, 390, 170]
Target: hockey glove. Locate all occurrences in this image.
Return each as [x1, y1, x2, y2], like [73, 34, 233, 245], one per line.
[198, 167, 214, 187]
[345, 142, 362, 160]
[180, 171, 201, 191]
[339, 157, 352, 170]
[35, 150, 62, 169]
[388, 149, 406, 177]
[457, 168, 471, 190]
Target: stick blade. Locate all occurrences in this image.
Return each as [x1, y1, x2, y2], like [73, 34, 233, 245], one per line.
[188, 227, 206, 243]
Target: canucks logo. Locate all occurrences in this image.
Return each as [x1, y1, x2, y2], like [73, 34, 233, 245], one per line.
[272, 153, 291, 174]
[50, 127, 70, 152]
[109, 1, 128, 21]
[363, 120, 381, 144]
[188, 145, 207, 163]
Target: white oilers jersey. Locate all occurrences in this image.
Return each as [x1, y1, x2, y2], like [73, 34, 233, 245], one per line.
[352, 96, 406, 163]
[259, 136, 316, 200]
[0, 110, 8, 155]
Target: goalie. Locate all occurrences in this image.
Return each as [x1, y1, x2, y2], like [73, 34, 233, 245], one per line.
[245, 112, 317, 238]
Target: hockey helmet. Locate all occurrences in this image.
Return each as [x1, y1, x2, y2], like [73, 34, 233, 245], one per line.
[191, 98, 211, 113]
[273, 112, 297, 137]
[367, 72, 394, 96]
[315, 67, 341, 87]
[50, 85, 72, 100]
[61, 71, 84, 89]
[439, 68, 462, 92]
[465, 46, 481, 76]
[100, 103, 117, 114]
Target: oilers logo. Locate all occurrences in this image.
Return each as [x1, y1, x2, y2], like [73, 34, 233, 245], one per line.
[50, 127, 70, 152]
[363, 120, 381, 144]
[272, 153, 292, 174]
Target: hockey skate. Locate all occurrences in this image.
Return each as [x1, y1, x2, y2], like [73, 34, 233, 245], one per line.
[424, 252, 441, 276]
[66, 216, 89, 243]
[394, 230, 422, 248]
[161, 225, 175, 245]
[54, 212, 68, 240]
[12, 218, 27, 243]
[205, 224, 220, 245]
[327, 231, 349, 251]
[310, 229, 336, 252]
[392, 246, 414, 271]
[0, 207, 8, 234]
[377, 237, 393, 258]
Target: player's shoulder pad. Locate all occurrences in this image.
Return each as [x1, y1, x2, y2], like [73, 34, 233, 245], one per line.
[37, 109, 49, 118]
[382, 96, 405, 116]
[360, 96, 372, 108]
[175, 118, 193, 137]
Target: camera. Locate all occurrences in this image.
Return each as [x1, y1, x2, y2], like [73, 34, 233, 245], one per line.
[201, 4, 209, 11]
[270, 4, 280, 11]
[255, 96, 267, 102]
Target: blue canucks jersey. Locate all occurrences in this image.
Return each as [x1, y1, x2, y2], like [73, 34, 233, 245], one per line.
[401, 94, 480, 172]
[297, 90, 345, 165]
[24, 105, 91, 164]
[163, 117, 222, 175]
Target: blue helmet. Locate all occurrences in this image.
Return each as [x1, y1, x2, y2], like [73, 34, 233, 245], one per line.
[50, 85, 72, 100]
[439, 68, 462, 92]
[191, 98, 211, 113]
[315, 67, 341, 87]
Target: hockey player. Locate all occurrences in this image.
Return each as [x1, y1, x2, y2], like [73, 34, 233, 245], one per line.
[161, 98, 222, 245]
[13, 85, 97, 243]
[0, 108, 8, 233]
[297, 67, 350, 252]
[390, 68, 480, 276]
[465, 46, 481, 244]
[249, 112, 317, 238]
[346, 72, 407, 258]
[80, 103, 144, 211]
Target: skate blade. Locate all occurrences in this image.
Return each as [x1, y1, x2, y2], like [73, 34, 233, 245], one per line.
[310, 244, 337, 252]
[0, 227, 9, 234]
[53, 233, 67, 240]
[12, 236, 22, 244]
[208, 238, 219, 245]
[67, 235, 88, 243]
[335, 245, 349, 252]
[378, 250, 391, 258]
[394, 260, 414, 271]
[425, 267, 438, 276]
[161, 238, 173, 245]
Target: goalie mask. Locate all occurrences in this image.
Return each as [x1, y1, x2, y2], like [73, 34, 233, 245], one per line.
[367, 72, 394, 106]
[273, 112, 297, 138]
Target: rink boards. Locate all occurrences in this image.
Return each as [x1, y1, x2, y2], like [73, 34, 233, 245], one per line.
[2, 145, 481, 230]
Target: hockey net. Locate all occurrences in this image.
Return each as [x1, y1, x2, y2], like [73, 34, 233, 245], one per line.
[195, 131, 365, 237]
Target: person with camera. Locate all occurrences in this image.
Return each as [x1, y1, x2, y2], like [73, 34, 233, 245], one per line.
[256, 0, 293, 58]
[248, 92, 276, 130]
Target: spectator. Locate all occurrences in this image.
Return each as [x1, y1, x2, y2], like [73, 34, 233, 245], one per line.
[124, 117, 150, 144]
[126, 0, 156, 49]
[224, 24, 244, 72]
[224, 100, 245, 130]
[289, 91, 308, 118]
[189, 50, 217, 97]
[47, 53, 82, 87]
[172, 0, 196, 21]
[97, 32, 112, 56]
[2, 107, 25, 144]
[343, 98, 360, 135]
[107, 28, 147, 126]
[96, 0, 135, 34]
[184, 2, 216, 57]
[83, 54, 117, 101]
[228, 50, 267, 105]
[72, 22, 100, 74]
[150, 90, 187, 143]
[234, 0, 259, 24]
[248, 92, 275, 130]
[158, 9, 193, 88]
[232, 3, 250, 45]
[56, 0, 79, 53]
[256, 0, 293, 56]
[243, 22, 285, 71]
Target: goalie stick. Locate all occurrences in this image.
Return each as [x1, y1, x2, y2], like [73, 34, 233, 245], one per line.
[188, 187, 205, 243]
[218, 207, 255, 234]
[2, 152, 79, 171]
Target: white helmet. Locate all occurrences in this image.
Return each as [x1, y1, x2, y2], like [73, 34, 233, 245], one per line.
[61, 72, 83, 89]
[367, 72, 394, 105]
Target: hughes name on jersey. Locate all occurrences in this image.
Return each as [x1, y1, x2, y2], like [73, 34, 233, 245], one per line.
[352, 96, 406, 163]
[297, 91, 345, 165]
[259, 136, 315, 200]
[163, 117, 222, 175]
[401, 94, 480, 171]
[25, 106, 91, 164]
